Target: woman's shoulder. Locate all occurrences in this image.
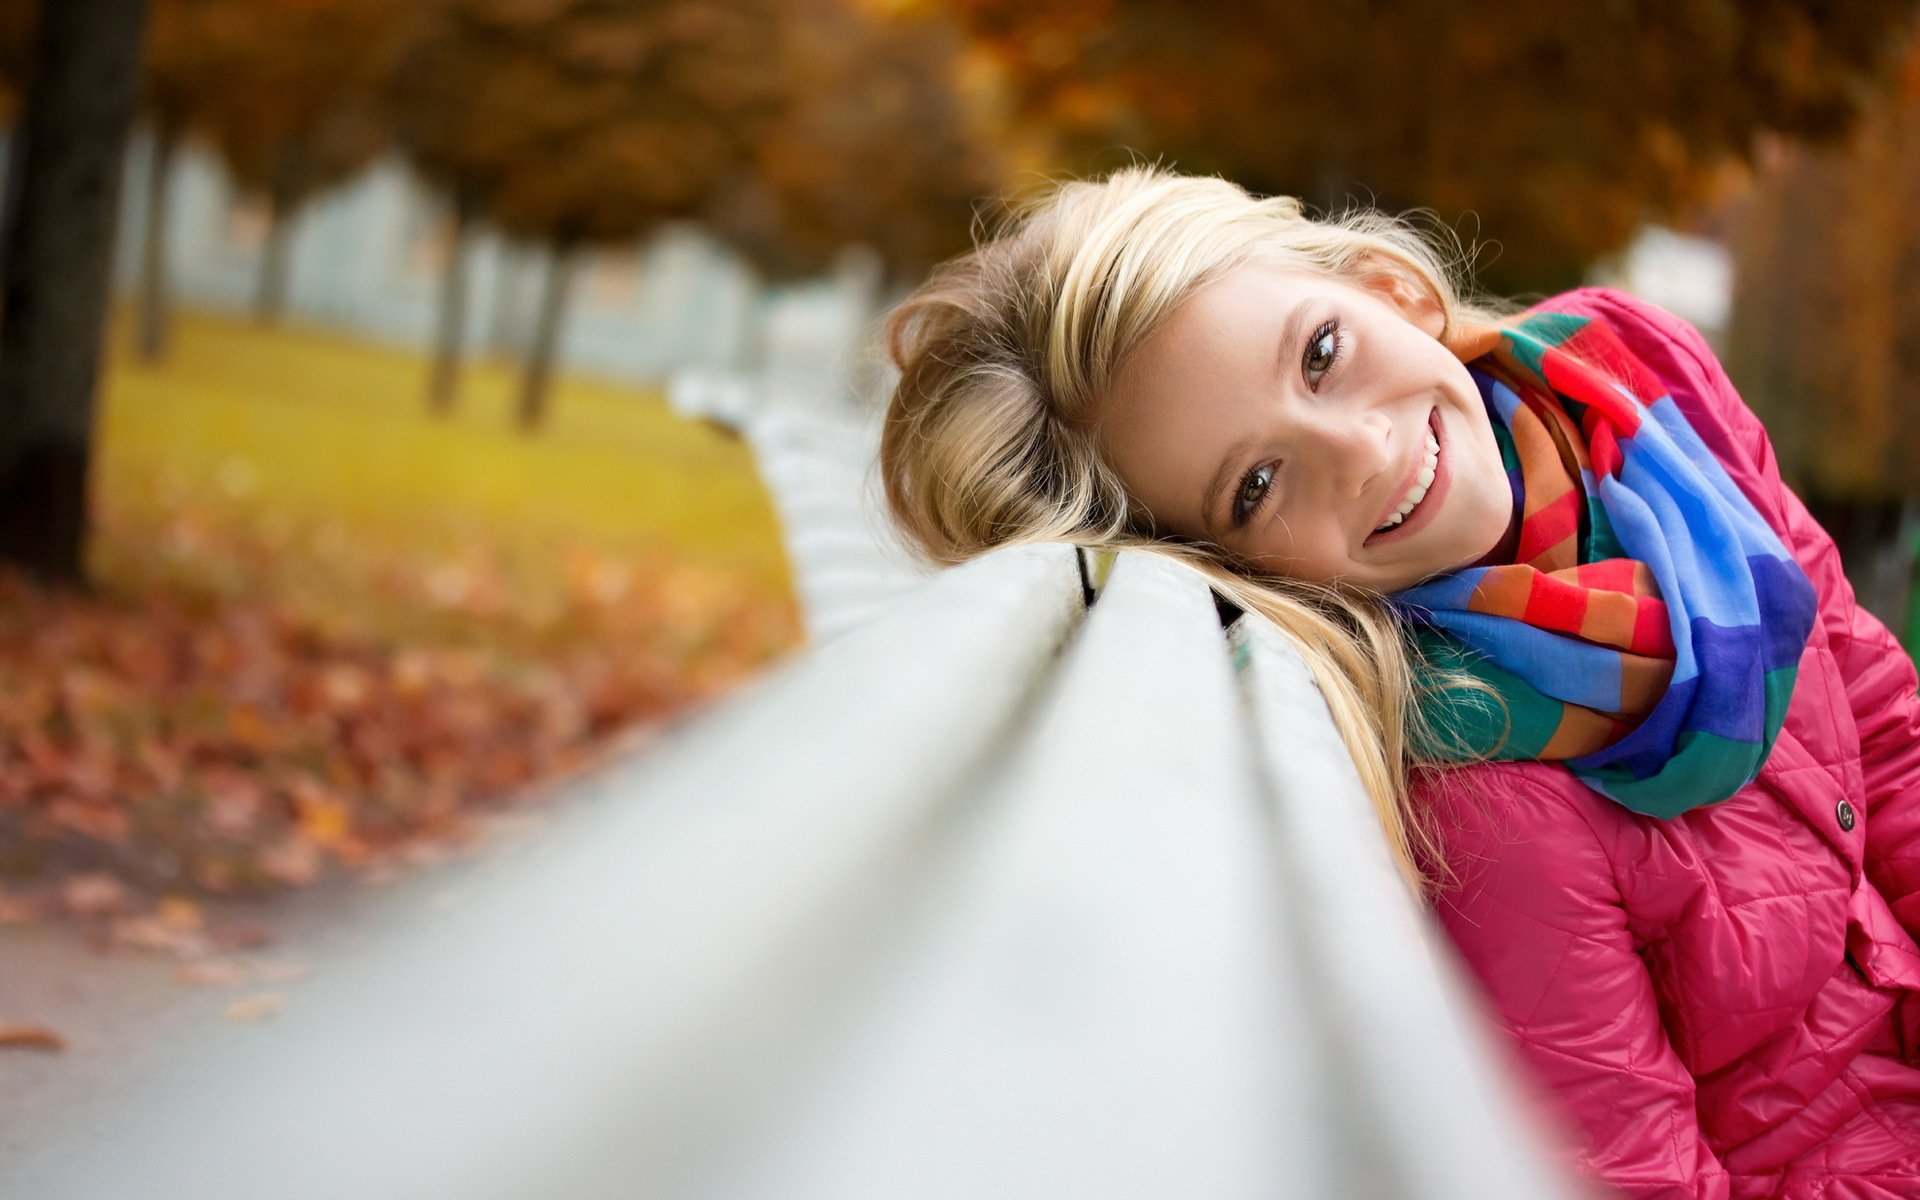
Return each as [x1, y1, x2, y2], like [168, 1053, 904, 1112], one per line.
[1413, 759, 1626, 871]
[1413, 759, 1634, 927]
[1528, 286, 1776, 497]
[1531, 284, 1692, 335]
[1529, 287, 1730, 407]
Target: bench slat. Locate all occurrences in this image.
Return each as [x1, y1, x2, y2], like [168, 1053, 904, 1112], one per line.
[1233, 615, 1581, 1199]
[693, 552, 1335, 1200]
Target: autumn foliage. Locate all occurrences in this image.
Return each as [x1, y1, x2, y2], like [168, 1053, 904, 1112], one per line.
[0, 532, 792, 933]
[703, 0, 1012, 284]
[1727, 29, 1920, 503]
[950, 0, 1919, 290]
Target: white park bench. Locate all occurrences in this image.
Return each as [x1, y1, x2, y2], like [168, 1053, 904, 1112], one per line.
[668, 365, 933, 642]
[12, 541, 1584, 1199]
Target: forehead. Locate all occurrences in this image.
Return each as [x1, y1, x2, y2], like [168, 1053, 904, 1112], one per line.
[1108, 263, 1331, 397]
[1093, 263, 1337, 533]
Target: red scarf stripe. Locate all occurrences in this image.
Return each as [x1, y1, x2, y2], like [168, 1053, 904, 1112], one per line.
[1632, 594, 1676, 656]
[1573, 559, 1638, 592]
[1520, 573, 1591, 633]
[1588, 425, 1625, 479]
[1474, 570, 1667, 667]
[1510, 404, 1583, 569]
[1555, 323, 1662, 418]
[1544, 331, 1650, 430]
[1518, 488, 1582, 565]
[1568, 584, 1645, 648]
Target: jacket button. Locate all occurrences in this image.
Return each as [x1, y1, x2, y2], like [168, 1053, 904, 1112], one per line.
[1837, 800, 1856, 832]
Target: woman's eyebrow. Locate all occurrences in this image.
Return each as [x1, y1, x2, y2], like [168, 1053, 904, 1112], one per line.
[1275, 298, 1310, 379]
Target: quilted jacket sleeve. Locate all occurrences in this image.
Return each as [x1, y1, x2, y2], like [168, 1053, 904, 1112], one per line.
[1771, 467, 1920, 932]
[1563, 288, 1920, 933]
[1429, 768, 1730, 1200]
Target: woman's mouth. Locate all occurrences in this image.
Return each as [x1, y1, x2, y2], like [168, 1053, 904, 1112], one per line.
[1365, 409, 1450, 547]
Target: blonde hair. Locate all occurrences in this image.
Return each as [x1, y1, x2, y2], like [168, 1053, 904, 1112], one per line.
[879, 166, 1505, 896]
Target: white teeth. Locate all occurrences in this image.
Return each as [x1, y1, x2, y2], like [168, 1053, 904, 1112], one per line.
[1374, 430, 1441, 533]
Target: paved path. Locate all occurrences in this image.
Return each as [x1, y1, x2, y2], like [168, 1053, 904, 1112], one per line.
[0, 798, 569, 1173]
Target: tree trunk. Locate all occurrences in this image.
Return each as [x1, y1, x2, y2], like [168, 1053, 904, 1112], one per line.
[0, 0, 149, 586]
[0, 129, 32, 320]
[487, 243, 529, 357]
[427, 191, 476, 417]
[254, 184, 297, 323]
[515, 241, 577, 433]
[135, 122, 175, 361]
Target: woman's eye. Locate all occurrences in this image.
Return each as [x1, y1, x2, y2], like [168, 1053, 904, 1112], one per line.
[1233, 463, 1274, 525]
[1304, 319, 1341, 388]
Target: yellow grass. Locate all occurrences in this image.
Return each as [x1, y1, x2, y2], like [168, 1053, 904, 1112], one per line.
[89, 308, 796, 644]
[0, 309, 800, 901]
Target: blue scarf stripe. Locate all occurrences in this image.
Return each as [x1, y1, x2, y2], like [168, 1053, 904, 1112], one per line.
[1572, 673, 1700, 781]
[1751, 554, 1819, 671]
[1419, 609, 1630, 712]
[1645, 397, 1786, 536]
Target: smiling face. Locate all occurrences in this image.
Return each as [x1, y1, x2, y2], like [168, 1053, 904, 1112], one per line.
[1094, 260, 1516, 593]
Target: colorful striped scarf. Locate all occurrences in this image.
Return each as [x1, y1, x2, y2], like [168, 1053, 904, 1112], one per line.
[1389, 309, 1817, 817]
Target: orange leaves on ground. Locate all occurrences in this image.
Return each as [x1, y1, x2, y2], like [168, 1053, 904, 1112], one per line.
[0, 518, 798, 945]
[0, 1022, 67, 1052]
[220, 992, 286, 1023]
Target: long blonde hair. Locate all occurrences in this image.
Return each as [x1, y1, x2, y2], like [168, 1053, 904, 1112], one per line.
[878, 166, 1506, 895]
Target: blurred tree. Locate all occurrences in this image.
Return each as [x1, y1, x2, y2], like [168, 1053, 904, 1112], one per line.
[392, 0, 784, 429]
[951, 0, 1916, 292]
[0, 0, 42, 291]
[133, 0, 238, 360]
[699, 0, 1013, 382]
[1727, 31, 1920, 509]
[385, 0, 517, 418]
[706, 0, 1009, 289]
[176, 0, 416, 324]
[0, 0, 149, 584]
[0, 0, 30, 119]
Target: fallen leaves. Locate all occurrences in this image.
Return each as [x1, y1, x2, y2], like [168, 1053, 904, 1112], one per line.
[0, 502, 800, 955]
[221, 993, 285, 1023]
[175, 956, 310, 988]
[0, 1022, 66, 1052]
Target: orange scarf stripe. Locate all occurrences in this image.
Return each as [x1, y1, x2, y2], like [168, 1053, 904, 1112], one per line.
[1616, 653, 1676, 715]
[1540, 704, 1630, 759]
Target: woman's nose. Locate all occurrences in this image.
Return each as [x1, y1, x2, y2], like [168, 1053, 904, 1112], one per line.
[1309, 410, 1395, 498]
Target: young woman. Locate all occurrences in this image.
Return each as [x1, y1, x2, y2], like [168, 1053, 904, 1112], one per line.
[878, 166, 1920, 1199]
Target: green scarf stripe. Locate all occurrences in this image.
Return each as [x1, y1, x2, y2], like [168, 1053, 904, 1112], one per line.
[1494, 418, 1522, 474]
[1762, 665, 1797, 745]
[1501, 311, 1587, 377]
[1410, 632, 1558, 760]
[1586, 494, 1627, 561]
[1583, 731, 1757, 819]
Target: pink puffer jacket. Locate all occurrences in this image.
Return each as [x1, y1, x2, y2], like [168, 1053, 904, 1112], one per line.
[1417, 287, 1920, 1199]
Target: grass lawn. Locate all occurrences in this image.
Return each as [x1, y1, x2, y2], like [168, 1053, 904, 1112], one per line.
[90, 307, 796, 645]
[0, 308, 801, 907]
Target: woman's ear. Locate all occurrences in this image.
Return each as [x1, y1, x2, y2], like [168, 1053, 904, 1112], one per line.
[1360, 269, 1447, 340]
